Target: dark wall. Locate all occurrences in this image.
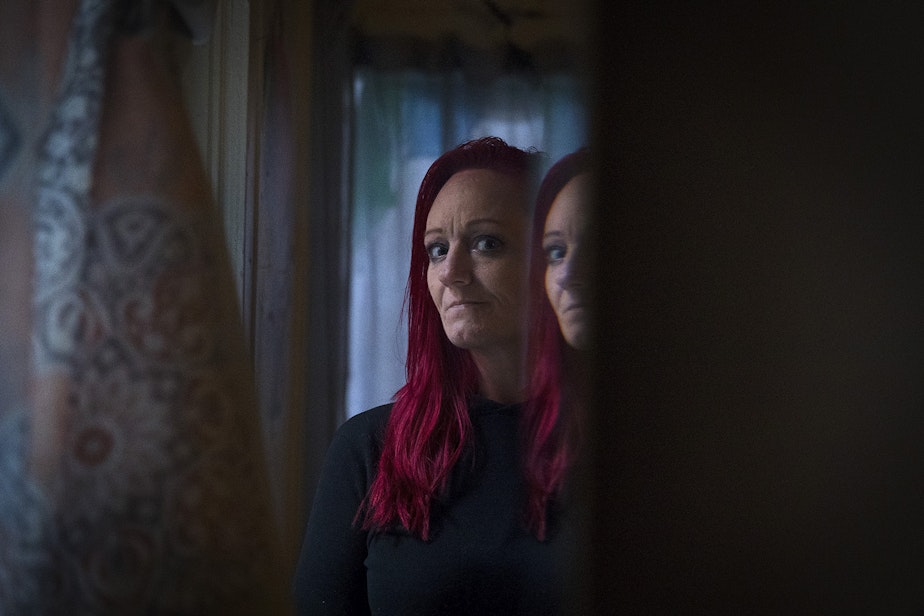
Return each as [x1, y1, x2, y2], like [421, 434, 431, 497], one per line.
[586, 3, 924, 613]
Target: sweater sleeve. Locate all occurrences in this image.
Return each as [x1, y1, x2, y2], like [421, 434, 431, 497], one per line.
[293, 407, 388, 615]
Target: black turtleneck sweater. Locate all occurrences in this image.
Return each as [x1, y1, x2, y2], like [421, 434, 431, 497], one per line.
[293, 398, 571, 615]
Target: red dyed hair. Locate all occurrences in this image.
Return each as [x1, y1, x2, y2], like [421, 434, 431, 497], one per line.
[359, 136, 558, 540]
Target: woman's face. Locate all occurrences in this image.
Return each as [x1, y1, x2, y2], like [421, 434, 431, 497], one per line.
[543, 173, 592, 350]
[425, 168, 531, 355]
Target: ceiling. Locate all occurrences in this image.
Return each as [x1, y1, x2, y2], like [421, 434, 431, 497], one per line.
[351, 0, 589, 65]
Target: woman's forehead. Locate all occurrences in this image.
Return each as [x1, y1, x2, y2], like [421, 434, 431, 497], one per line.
[434, 169, 527, 208]
[429, 174, 527, 226]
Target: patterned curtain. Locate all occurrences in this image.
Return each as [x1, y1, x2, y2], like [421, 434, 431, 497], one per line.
[0, 0, 284, 612]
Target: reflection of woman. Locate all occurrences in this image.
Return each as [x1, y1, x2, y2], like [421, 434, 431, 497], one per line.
[294, 137, 570, 615]
[524, 149, 592, 533]
[536, 148, 593, 351]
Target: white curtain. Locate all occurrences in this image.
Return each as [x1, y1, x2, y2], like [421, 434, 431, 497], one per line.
[346, 67, 587, 418]
[0, 1, 284, 612]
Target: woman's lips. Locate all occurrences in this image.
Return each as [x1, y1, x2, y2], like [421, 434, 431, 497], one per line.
[447, 300, 483, 309]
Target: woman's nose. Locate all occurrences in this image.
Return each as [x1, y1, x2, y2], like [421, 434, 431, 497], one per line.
[560, 244, 588, 288]
[438, 245, 472, 286]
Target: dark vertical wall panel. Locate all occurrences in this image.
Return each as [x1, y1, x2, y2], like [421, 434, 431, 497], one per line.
[587, 3, 924, 612]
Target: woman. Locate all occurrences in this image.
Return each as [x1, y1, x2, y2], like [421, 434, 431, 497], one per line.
[294, 137, 570, 615]
[525, 148, 593, 530]
[536, 147, 594, 352]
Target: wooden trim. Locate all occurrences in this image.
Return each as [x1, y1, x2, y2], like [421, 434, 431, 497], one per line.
[180, 0, 252, 338]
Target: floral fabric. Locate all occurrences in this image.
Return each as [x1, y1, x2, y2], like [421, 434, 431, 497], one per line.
[0, 0, 283, 612]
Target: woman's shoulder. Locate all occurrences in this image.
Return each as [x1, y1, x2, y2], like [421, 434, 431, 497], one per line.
[318, 403, 394, 480]
[333, 402, 393, 443]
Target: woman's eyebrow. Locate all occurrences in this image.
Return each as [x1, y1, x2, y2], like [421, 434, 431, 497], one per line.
[464, 217, 503, 228]
[425, 218, 511, 239]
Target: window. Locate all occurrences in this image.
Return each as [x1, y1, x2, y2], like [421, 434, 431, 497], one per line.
[345, 66, 587, 417]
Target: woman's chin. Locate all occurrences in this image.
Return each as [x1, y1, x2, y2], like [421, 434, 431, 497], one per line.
[563, 326, 590, 351]
[445, 330, 481, 350]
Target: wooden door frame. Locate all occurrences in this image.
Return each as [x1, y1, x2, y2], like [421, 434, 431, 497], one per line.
[180, 0, 325, 574]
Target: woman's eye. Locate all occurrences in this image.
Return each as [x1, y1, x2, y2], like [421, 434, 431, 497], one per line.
[426, 242, 448, 261]
[544, 244, 566, 263]
[473, 236, 502, 252]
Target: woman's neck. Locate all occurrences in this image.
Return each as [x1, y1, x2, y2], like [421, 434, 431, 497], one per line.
[469, 347, 526, 405]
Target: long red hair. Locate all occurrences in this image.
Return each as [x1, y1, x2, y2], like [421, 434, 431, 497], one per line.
[360, 137, 561, 540]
